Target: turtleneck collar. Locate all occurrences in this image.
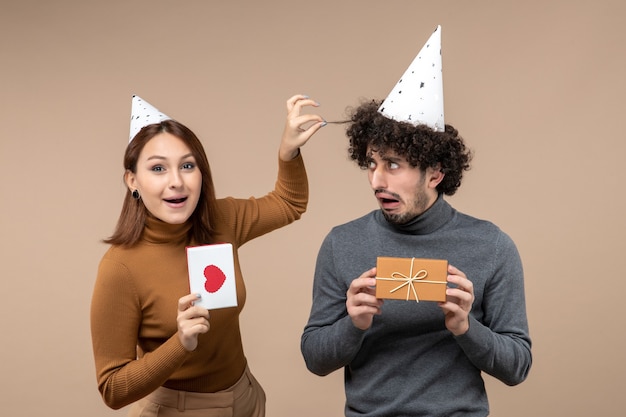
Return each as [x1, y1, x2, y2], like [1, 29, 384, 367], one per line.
[142, 214, 193, 245]
[375, 194, 455, 235]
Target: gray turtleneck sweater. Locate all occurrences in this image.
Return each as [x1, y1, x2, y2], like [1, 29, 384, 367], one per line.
[301, 196, 531, 417]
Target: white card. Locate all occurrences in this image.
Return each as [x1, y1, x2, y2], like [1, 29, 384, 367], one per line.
[186, 243, 237, 310]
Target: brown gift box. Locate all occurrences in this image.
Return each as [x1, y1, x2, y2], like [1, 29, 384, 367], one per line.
[375, 257, 448, 302]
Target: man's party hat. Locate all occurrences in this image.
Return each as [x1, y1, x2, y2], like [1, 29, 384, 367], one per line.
[378, 25, 444, 131]
[129, 95, 172, 142]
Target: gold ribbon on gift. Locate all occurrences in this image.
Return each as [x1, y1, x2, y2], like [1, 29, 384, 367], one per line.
[377, 257, 447, 302]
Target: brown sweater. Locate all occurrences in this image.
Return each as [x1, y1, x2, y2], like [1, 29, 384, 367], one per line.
[90, 155, 308, 409]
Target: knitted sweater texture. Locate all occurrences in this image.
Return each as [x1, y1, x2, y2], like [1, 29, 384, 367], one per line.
[301, 195, 531, 417]
[91, 155, 307, 410]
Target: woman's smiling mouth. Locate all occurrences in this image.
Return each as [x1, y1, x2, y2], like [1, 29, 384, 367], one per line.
[164, 197, 188, 205]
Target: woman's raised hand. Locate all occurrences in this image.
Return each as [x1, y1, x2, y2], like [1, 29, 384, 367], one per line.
[279, 94, 326, 161]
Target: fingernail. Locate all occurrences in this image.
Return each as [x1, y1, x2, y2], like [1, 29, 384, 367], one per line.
[303, 95, 310, 99]
[321, 120, 327, 127]
[196, 293, 202, 298]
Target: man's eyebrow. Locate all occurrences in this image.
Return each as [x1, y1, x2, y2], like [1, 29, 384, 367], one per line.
[380, 154, 403, 163]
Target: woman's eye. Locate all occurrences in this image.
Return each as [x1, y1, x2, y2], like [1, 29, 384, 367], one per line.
[182, 162, 195, 170]
[367, 161, 376, 169]
[151, 166, 164, 172]
[389, 162, 399, 169]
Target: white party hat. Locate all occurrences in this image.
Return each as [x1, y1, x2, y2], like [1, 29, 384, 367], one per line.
[129, 95, 172, 142]
[378, 25, 444, 131]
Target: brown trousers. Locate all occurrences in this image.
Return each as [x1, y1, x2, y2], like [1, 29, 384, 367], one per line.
[127, 366, 265, 417]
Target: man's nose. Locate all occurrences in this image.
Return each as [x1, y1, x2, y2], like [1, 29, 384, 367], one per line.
[369, 167, 386, 190]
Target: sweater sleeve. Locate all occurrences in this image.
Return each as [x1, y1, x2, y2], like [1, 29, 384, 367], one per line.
[215, 153, 308, 245]
[90, 256, 191, 409]
[454, 231, 532, 386]
[301, 233, 367, 375]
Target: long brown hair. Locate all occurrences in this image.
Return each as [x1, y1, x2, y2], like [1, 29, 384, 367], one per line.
[104, 120, 218, 246]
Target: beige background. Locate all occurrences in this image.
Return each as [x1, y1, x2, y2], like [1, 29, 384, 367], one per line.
[1, 0, 624, 415]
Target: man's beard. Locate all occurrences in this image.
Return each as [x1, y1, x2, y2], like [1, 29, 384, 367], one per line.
[381, 186, 430, 225]
[381, 210, 413, 225]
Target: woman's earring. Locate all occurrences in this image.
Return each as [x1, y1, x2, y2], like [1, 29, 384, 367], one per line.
[132, 189, 140, 200]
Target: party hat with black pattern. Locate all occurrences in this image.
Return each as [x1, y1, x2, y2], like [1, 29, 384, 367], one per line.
[129, 95, 172, 142]
[378, 25, 445, 131]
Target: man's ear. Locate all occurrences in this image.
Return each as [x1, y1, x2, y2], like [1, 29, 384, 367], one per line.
[124, 170, 137, 192]
[427, 166, 445, 190]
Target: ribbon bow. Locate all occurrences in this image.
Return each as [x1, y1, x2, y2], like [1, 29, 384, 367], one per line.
[379, 257, 446, 303]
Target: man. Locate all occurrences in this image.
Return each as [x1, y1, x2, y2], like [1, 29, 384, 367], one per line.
[300, 26, 531, 417]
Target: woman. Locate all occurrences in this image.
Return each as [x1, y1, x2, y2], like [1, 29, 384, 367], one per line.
[91, 94, 325, 416]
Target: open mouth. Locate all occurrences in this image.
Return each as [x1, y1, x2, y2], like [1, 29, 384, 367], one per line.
[375, 191, 399, 203]
[375, 191, 401, 210]
[379, 197, 400, 210]
[164, 197, 188, 204]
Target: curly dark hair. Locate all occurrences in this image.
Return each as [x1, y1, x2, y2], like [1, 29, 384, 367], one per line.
[346, 100, 472, 195]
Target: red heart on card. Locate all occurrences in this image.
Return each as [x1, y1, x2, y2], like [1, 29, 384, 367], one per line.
[203, 265, 227, 293]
